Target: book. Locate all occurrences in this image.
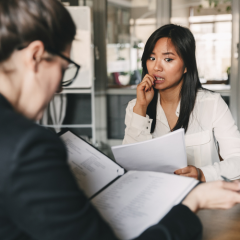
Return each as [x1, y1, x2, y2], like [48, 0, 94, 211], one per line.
[112, 129, 187, 174]
[60, 130, 198, 240]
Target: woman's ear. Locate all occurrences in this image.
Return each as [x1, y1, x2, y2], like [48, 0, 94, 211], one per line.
[24, 41, 45, 72]
[184, 67, 187, 74]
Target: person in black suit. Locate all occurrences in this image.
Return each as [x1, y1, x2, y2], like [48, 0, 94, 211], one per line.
[0, 1, 240, 240]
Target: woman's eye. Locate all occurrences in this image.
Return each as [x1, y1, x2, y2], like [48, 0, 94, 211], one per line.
[165, 58, 173, 62]
[149, 56, 155, 61]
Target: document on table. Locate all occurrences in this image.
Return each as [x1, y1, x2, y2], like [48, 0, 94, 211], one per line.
[60, 131, 124, 198]
[111, 129, 187, 174]
[91, 171, 198, 240]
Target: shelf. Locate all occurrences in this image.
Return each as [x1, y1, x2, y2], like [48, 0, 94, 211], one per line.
[59, 88, 92, 94]
[107, 86, 136, 95]
[202, 84, 231, 96]
[107, 84, 231, 96]
[42, 124, 93, 128]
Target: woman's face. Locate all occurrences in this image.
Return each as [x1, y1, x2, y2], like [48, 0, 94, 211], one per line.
[146, 37, 186, 91]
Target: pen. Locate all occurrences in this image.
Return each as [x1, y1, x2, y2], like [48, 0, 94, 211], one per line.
[221, 175, 232, 182]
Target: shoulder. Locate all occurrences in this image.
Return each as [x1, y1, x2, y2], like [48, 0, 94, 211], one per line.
[0, 108, 66, 164]
[18, 123, 66, 161]
[196, 89, 221, 103]
[194, 89, 228, 119]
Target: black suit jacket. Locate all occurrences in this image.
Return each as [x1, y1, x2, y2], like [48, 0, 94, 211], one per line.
[0, 94, 202, 240]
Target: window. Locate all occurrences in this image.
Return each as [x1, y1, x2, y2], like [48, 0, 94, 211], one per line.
[171, 0, 232, 85]
[107, 0, 157, 87]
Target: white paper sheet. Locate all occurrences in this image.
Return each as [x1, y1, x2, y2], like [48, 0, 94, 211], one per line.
[61, 131, 124, 198]
[91, 171, 198, 240]
[112, 129, 187, 174]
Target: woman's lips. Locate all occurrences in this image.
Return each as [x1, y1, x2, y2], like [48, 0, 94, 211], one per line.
[154, 77, 165, 84]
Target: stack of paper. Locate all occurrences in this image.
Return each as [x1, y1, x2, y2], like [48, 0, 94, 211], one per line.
[112, 129, 187, 174]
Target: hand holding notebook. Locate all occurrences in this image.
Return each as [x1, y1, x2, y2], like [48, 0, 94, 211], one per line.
[60, 130, 197, 240]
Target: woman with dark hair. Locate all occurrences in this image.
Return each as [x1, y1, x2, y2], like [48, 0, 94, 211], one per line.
[1, 2, 240, 240]
[123, 24, 240, 182]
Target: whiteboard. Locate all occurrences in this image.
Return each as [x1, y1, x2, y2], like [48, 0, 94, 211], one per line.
[65, 6, 92, 88]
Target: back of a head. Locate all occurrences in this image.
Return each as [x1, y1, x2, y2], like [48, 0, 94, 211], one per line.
[0, 0, 76, 63]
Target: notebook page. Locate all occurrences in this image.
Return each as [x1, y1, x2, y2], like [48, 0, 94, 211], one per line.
[61, 131, 124, 198]
[91, 171, 198, 240]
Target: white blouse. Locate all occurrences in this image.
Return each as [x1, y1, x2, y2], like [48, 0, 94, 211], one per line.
[123, 90, 240, 182]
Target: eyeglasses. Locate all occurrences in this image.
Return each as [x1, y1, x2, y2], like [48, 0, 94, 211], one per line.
[47, 47, 80, 87]
[17, 46, 81, 87]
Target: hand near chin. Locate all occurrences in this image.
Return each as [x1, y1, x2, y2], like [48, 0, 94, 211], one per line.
[174, 165, 206, 182]
[133, 74, 155, 117]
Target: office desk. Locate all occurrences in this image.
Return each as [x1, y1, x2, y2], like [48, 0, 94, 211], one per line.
[197, 204, 240, 240]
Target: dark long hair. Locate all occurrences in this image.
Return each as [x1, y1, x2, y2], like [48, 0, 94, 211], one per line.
[0, 0, 76, 63]
[142, 24, 202, 133]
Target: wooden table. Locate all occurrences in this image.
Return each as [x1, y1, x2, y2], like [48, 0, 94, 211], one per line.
[197, 204, 240, 240]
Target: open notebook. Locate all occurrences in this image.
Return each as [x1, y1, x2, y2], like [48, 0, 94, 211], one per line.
[60, 130, 198, 240]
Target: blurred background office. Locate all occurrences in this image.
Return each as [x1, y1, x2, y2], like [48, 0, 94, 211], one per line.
[42, 0, 239, 158]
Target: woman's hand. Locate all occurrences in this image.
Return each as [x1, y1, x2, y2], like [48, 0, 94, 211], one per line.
[174, 165, 206, 182]
[133, 74, 155, 117]
[182, 180, 240, 213]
